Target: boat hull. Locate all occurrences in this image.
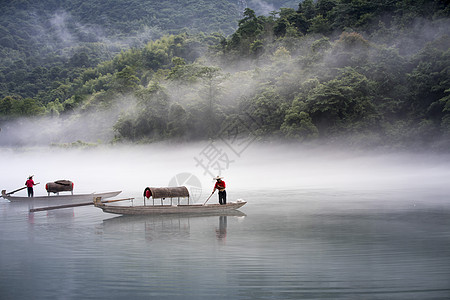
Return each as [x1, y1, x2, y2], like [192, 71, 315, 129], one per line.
[96, 201, 247, 216]
[2, 191, 122, 203]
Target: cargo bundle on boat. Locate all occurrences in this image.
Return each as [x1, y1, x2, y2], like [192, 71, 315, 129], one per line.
[46, 180, 74, 195]
[94, 186, 246, 216]
[143, 186, 190, 205]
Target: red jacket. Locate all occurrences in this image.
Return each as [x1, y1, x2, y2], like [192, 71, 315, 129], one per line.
[214, 180, 226, 191]
[25, 179, 34, 188]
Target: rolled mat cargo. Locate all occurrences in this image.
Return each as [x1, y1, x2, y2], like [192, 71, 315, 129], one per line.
[143, 186, 189, 199]
[46, 180, 74, 193]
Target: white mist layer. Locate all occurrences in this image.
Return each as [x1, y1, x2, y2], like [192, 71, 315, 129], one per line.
[1, 143, 449, 205]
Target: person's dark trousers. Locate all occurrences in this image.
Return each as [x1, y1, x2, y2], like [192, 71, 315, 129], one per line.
[218, 190, 226, 205]
[27, 187, 33, 197]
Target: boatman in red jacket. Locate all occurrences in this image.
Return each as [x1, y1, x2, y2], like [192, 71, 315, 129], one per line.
[213, 176, 226, 205]
[25, 175, 36, 197]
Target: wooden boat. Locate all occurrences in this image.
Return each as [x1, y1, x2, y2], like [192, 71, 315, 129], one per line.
[94, 186, 246, 216]
[1, 189, 122, 203]
[94, 199, 247, 216]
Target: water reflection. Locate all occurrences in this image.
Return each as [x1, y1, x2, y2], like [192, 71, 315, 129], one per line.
[101, 211, 245, 243]
[2, 186, 450, 299]
[102, 213, 191, 242]
[216, 216, 227, 244]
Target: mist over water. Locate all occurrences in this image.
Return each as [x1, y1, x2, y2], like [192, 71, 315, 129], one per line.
[1, 143, 449, 200]
[1, 143, 450, 299]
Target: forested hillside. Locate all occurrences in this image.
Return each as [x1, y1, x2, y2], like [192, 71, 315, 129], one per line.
[0, 0, 297, 100]
[1, 0, 449, 150]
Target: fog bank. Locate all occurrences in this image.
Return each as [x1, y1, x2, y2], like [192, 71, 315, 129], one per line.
[1, 143, 449, 206]
[0, 111, 119, 147]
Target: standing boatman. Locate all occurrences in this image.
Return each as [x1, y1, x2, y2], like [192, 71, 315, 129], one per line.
[213, 176, 226, 205]
[25, 175, 36, 197]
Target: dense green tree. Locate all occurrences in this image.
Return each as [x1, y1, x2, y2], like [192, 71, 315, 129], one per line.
[304, 68, 379, 135]
[227, 8, 265, 55]
[246, 88, 287, 136]
[406, 36, 450, 123]
[329, 32, 371, 68]
[0, 96, 14, 115]
[298, 0, 317, 21]
[114, 66, 140, 93]
[167, 103, 188, 138]
[281, 99, 319, 140]
[47, 98, 64, 116]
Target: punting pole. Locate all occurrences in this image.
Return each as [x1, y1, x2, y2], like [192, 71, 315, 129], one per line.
[203, 191, 214, 205]
[29, 197, 134, 213]
[5, 183, 40, 196]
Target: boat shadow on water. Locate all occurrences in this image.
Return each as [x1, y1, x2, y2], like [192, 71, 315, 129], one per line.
[100, 211, 246, 242]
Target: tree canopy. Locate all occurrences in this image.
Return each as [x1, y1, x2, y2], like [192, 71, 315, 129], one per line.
[1, 0, 449, 150]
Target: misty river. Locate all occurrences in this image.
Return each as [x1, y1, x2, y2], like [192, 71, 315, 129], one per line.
[1, 143, 450, 299]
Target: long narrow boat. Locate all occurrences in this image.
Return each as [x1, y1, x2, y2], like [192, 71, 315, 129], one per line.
[93, 186, 246, 216]
[1, 190, 122, 203]
[94, 199, 247, 216]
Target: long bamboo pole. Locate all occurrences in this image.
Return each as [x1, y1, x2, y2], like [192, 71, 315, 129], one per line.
[203, 191, 214, 205]
[6, 183, 40, 196]
[29, 197, 133, 213]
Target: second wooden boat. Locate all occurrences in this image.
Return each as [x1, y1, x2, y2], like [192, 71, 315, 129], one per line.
[1, 190, 122, 203]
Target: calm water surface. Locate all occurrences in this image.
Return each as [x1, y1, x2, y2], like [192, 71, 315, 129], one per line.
[1, 187, 449, 300]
